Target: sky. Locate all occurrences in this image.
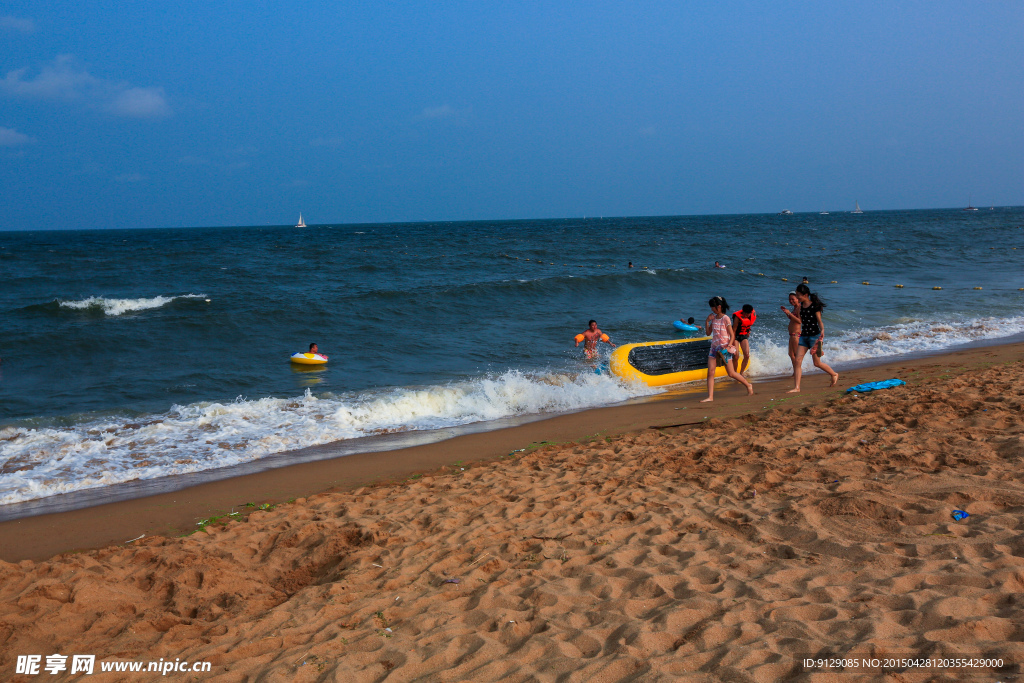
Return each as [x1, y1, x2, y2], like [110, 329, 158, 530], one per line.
[1, 1, 1022, 230]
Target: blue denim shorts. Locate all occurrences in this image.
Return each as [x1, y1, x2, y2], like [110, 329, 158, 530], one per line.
[798, 334, 821, 349]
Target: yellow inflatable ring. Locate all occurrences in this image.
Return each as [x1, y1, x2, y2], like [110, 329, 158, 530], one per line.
[290, 352, 328, 365]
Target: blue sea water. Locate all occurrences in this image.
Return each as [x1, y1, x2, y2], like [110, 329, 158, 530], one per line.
[1, 208, 1022, 510]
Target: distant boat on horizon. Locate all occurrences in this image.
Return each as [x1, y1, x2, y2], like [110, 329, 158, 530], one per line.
[963, 195, 978, 211]
[296, 213, 307, 227]
[820, 204, 828, 215]
[778, 209, 793, 215]
[852, 201, 863, 214]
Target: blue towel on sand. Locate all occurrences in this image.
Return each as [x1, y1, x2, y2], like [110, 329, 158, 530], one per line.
[847, 378, 905, 394]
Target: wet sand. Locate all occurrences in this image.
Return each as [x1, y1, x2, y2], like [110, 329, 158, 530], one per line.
[1, 343, 1023, 681]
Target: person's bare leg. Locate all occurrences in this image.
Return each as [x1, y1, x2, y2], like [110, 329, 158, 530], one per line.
[739, 340, 751, 374]
[813, 354, 839, 387]
[788, 337, 798, 377]
[788, 346, 808, 392]
[701, 356, 717, 402]
[725, 359, 754, 395]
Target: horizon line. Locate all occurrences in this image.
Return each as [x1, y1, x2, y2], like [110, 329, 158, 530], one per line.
[1, 204, 1021, 234]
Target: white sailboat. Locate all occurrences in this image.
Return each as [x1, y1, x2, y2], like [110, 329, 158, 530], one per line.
[852, 201, 863, 214]
[296, 213, 307, 227]
[963, 195, 978, 211]
[820, 204, 828, 215]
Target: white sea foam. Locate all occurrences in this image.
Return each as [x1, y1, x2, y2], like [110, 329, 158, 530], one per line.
[4, 313, 1023, 506]
[58, 294, 206, 316]
[0, 370, 656, 505]
[747, 314, 1024, 378]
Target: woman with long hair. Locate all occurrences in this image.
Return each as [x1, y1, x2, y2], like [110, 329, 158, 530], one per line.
[788, 284, 839, 392]
[701, 296, 754, 402]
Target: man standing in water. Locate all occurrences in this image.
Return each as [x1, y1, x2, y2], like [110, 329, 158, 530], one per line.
[575, 320, 615, 360]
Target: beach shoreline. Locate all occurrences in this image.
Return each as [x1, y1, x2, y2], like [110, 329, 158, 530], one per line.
[2, 340, 1021, 563]
[1, 341, 1023, 681]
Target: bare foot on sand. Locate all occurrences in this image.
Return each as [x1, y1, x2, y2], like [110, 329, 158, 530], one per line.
[700, 397, 713, 403]
[829, 373, 840, 387]
[787, 388, 800, 393]
[746, 387, 755, 396]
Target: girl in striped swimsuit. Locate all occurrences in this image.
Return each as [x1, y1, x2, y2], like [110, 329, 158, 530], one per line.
[701, 296, 754, 402]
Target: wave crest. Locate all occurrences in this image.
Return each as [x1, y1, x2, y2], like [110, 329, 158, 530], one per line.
[58, 294, 206, 316]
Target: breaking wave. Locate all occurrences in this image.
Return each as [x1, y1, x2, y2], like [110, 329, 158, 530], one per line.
[58, 294, 207, 316]
[0, 369, 656, 505]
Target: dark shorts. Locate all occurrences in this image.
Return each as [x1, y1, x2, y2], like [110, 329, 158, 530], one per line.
[735, 334, 749, 342]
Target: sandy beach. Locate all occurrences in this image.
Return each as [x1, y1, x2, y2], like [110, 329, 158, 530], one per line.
[2, 343, 1023, 681]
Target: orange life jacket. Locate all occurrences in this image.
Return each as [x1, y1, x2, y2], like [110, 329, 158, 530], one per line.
[733, 309, 756, 335]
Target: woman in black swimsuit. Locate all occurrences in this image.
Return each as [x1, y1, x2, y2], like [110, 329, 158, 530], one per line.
[788, 284, 839, 392]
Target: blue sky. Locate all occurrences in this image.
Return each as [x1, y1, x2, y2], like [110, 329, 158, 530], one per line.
[1, 1, 1021, 230]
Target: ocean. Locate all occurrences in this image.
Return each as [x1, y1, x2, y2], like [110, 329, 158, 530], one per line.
[2, 208, 1022, 514]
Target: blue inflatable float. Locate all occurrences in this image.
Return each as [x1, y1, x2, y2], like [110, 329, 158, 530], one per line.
[673, 320, 700, 332]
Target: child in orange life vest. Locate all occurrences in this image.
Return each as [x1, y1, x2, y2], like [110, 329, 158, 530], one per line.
[731, 304, 756, 374]
[574, 320, 615, 360]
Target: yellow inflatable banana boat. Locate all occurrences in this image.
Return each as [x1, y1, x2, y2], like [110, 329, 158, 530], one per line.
[609, 337, 744, 387]
[290, 352, 328, 365]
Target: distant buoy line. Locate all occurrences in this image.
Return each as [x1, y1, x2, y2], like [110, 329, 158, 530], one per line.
[500, 254, 1024, 292]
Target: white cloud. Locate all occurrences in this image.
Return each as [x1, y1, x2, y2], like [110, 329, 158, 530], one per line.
[230, 145, 258, 155]
[419, 104, 472, 125]
[0, 16, 35, 33]
[310, 135, 345, 147]
[108, 86, 171, 118]
[113, 173, 145, 183]
[0, 55, 171, 118]
[1, 57, 92, 100]
[422, 104, 455, 119]
[0, 126, 33, 146]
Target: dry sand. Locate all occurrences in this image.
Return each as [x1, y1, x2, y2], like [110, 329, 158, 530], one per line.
[2, 347, 1024, 681]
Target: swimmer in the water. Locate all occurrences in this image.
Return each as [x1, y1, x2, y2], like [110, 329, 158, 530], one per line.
[575, 320, 616, 359]
[309, 342, 327, 359]
[715, 261, 726, 269]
